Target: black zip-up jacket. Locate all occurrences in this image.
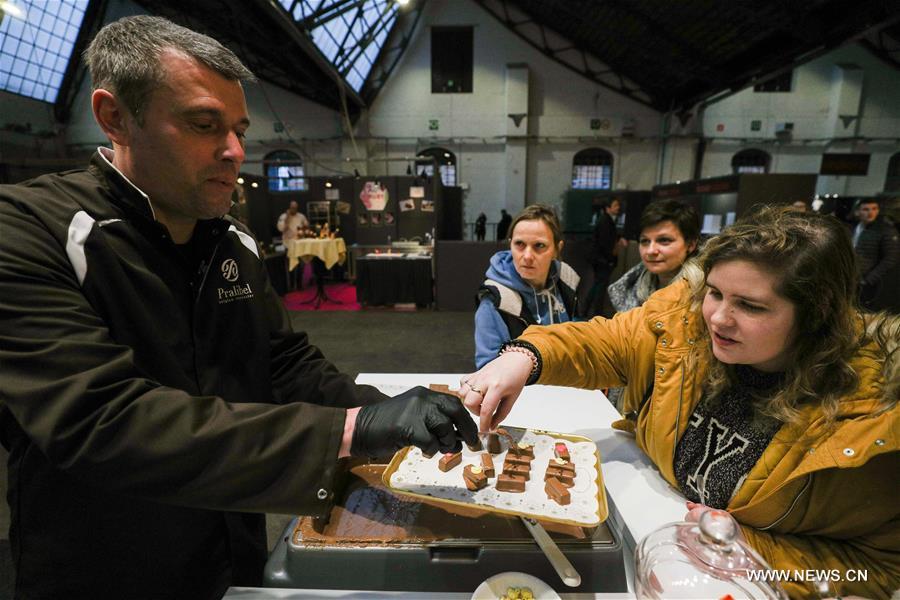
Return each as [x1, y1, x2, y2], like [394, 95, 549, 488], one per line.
[854, 215, 899, 286]
[0, 150, 387, 599]
[591, 211, 619, 269]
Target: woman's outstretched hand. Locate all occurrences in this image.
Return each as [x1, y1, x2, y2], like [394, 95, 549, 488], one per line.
[459, 351, 533, 432]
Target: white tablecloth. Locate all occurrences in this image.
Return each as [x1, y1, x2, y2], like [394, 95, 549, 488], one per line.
[285, 238, 347, 271]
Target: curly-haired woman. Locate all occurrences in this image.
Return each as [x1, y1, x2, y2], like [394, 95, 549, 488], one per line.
[461, 207, 899, 599]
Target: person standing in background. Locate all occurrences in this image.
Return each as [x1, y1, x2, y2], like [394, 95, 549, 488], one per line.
[276, 200, 309, 241]
[852, 198, 899, 311]
[496, 208, 512, 240]
[586, 197, 627, 317]
[475, 212, 487, 241]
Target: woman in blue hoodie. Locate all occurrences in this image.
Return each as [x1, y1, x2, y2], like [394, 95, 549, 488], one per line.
[474, 205, 579, 368]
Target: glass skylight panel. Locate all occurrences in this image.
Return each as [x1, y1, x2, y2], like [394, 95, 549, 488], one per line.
[345, 68, 363, 91]
[281, 0, 398, 93]
[0, 0, 87, 103]
[312, 27, 339, 62]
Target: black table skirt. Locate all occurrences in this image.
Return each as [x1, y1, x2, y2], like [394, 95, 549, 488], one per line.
[355, 258, 433, 306]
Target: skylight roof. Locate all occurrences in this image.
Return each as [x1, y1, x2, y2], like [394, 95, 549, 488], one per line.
[277, 0, 398, 93]
[0, 0, 88, 103]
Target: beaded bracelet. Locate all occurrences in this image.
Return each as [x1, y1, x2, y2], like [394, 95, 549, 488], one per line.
[499, 340, 542, 385]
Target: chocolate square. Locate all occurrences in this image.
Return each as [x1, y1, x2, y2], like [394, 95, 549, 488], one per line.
[438, 451, 462, 472]
[544, 465, 574, 487]
[486, 433, 502, 454]
[462, 464, 488, 491]
[496, 473, 527, 493]
[553, 442, 570, 462]
[502, 462, 530, 481]
[480, 453, 495, 478]
[545, 476, 571, 505]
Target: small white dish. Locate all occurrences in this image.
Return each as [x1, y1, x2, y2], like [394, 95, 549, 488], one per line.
[471, 571, 560, 600]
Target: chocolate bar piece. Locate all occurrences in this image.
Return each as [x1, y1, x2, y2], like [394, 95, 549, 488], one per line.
[549, 457, 576, 474]
[466, 437, 484, 452]
[463, 464, 488, 491]
[486, 432, 503, 454]
[504, 454, 532, 467]
[438, 451, 462, 472]
[496, 473, 527, 492]
[508, 441, 535, 459]
[480, 453, 495, 478]
[428, 384, 453, 394]
[502, 462, 530, 481]
[553, 442, 570, 462]
[545, 465, 575, 486]
[545, 476, 571, 505]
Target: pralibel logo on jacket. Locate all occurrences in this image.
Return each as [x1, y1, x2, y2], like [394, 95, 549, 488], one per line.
[221, 259, 239, 282]
[217, 258, 254, 304]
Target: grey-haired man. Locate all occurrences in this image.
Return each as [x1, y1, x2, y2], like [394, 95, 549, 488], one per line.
[0, 15, 475, 599]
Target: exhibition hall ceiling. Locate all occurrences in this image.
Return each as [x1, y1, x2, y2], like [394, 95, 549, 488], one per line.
[9, 0, 897, 118]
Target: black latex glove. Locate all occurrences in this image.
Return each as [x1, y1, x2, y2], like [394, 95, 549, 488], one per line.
[350, 386, 479, 458]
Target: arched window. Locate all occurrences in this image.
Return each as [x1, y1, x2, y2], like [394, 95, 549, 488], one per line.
[732, 149, 770, 174]
[264, 150, 307, 192]
[416, 147, 457, 186]
[885, 152, 900, 194]
[572, 148, 613, 189]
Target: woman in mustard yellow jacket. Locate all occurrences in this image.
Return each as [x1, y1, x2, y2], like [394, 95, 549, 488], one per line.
[462, 207, 899, 599]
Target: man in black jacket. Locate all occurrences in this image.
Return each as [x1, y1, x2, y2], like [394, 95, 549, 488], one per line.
[0, 16, 476, 599]
[852, 199, 899, 310]
[496, 208, 512, 240]
[585, 197, 626, 317]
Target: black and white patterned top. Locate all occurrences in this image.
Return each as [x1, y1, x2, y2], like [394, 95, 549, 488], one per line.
[673, 365, 783, 509]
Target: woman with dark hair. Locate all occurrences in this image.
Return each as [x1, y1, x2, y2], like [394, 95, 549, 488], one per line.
[473, 205, 579, 368]
[607, 199, 701, 312]
[462, 207, 899, 599]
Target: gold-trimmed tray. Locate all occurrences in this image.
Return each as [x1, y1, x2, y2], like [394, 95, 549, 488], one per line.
[382, 426, 608, 527]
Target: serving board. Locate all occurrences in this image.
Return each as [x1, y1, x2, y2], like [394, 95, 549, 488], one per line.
[383, 426, 608, 527]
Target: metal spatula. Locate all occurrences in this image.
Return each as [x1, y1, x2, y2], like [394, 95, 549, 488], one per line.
[520, 516, 582, 588]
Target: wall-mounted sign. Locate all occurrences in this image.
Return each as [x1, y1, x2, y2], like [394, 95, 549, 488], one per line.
[359, 181, 389, 211]
[409, 186, 425, 198]
[428, 119, 440, 131]
[325, 188, 340, 200]
[820, 153, 870, 176]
